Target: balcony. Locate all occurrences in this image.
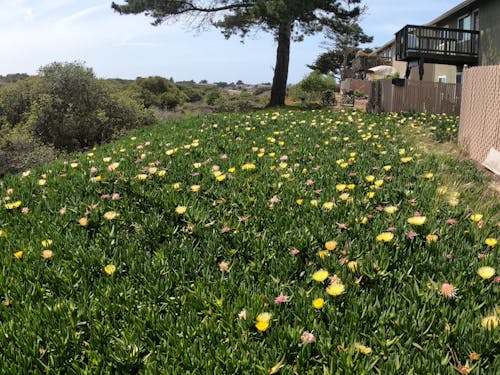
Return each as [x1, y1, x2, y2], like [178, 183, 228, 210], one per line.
[395, 25, 479, 66]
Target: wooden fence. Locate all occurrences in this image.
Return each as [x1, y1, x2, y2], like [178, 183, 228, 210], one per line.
[368, 79, 462, 115]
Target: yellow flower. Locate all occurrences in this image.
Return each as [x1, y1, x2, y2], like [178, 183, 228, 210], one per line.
[191, 185, 200, 193]
[423, 172, 434, 179]
[296, 199, 303, 205]
[318, 250, 329, 259]
[38, 179, 46, 186]
[103, 157, 112, 162]
[384, 206, 397, 214]
[103, 211, 118, 221]
[312, 269, 329, 282]
[241, 163, 256, 170]
[347, 261, 358, 273]
[256, 312, 272, 323]
[325, 241, 337, 251]
[374, 179, 384, 188]
[365, 175, 375, 183]
[470, 213, 483, 222]
[193, 162, 202, 169]
[255, 321, 269, 332]
[407, 216, 427, 226]
[148, 167, 158, 175]
[70, 162, 78, 168]
[228, 167, 236, 173]
[448, 198, 459, 207]
[361, 216, 368, 224]
[310, 200, 318, 207]
[14, 251, 23, 259]
[172, 183, 181, 190]
[366, 192, 375, 199]
[322, 202, 334, 211]
[383, 165, 392, 171]
[339, 193, 350, 201]
[376, 232, 394, 242]
[326, 283, 345, 296]
[481, 315, 499, 331]
[336, 184, 346, 192]
[42, 250, 54, 259]
[158, 170, 167, 177]
[477, 266, 495, 280]
[107, 162, 120, 171]
[78, 217, 88, 227]
[355, 343, 372, 354]
[436, 186, 448, 195]
[175, 206, 187, 215]
[41, 240, 53, 248]
[426, 234, 439, 244]
[312, 298, 324, 309]
[5, 201, 22, 210]
[104, 264, 116, 276]
[401, 156, 413, 163]
[485, 238, 497, 247]
[216, 174, 226, 182]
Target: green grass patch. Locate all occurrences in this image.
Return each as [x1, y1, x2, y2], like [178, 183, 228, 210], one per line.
[0, 109, 498, 373]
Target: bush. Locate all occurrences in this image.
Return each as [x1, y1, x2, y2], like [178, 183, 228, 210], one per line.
[0, 124, 58, 177]
[289, 71, 339, 102]
[27, 62, 157, 152]
[132, 76, 187, 109]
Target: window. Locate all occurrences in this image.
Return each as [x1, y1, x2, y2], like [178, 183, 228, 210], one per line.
[458, 14, 471, 41]
[438, 75, 447, 84]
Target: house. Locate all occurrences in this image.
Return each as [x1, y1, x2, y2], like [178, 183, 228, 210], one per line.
[375, 0, 500, 83]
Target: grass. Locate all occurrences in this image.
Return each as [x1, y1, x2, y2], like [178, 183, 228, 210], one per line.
[0, 109, 498, 374]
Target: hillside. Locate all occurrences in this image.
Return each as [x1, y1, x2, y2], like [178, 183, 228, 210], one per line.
[0, 109, 498, 373]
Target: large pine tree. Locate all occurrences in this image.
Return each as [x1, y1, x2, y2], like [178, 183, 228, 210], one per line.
[111, 0, 361, 107]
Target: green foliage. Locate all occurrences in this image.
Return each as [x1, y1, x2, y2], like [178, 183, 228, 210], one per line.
[26, 62, 157, 152]
[0, 109, 498, 373]
[132, 76, 187, 109]
[290, 71, 339, 102]
[213, 92, 266, 112]
[0, 123, 58, 177]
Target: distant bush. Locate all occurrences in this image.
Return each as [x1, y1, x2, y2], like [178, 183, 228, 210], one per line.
[0, 123, 58, 177]
[26, 62, 157, 152]
[214, 92, 266, 112]
[289, 71, 339, 102]
[132, 76, 188, 109]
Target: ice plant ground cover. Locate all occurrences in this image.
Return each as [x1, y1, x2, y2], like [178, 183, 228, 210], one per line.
[0, 109, 498, 373]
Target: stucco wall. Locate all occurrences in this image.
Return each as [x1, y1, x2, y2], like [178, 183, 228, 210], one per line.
[458, 65, 500, 163]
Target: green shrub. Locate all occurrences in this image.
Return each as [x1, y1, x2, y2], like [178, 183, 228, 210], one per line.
[27, 62, 157, 152]
[0, 123, 58, 177]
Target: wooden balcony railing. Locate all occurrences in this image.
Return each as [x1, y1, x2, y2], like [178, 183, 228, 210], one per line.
[395, 25, 479, 65]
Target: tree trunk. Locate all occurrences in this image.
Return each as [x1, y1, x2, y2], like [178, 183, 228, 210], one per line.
[268, 21, 292, 107]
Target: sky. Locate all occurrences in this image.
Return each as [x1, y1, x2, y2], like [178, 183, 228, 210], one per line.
[0, 0, 465, 84]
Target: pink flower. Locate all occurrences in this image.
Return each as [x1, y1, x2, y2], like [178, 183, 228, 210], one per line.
[290, 248, 300, 256]
[21, 207, 29, 214]
[406, 231, 417, 239]
[59, 207, 66, 215]
[219, 261, 229, 271]
[191, 172, 200, 177]
[306, 179, 314, 186]
[414, 211, 421, 217]
[375, 206, 384, 211]
[338, 223, 348, 230]
[493, 276, 500, 284]
[274, 294, 289, 304]
[385, 176, 392, 181]
[270, 195, 280, 204]
[329, 274, 340, 284]
[220, 154, 228, 160]
[349, 172, 357, 177]
[478, 253, 486, 259]
[101, 194, 110, 200]
[221, 227, 230, 234]
[90, 167, 98, 174]
[387, 227, 396, 232]
[111, 193, 120, 200]
[445, 253, 453, 260]
[300, 331, 316, 344]
[446, 218, 457, 225]
[477, 220, 484, 228]
[280, 155, 288, 161]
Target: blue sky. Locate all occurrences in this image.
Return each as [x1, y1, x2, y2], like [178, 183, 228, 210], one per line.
[0, 0, 464, 83]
